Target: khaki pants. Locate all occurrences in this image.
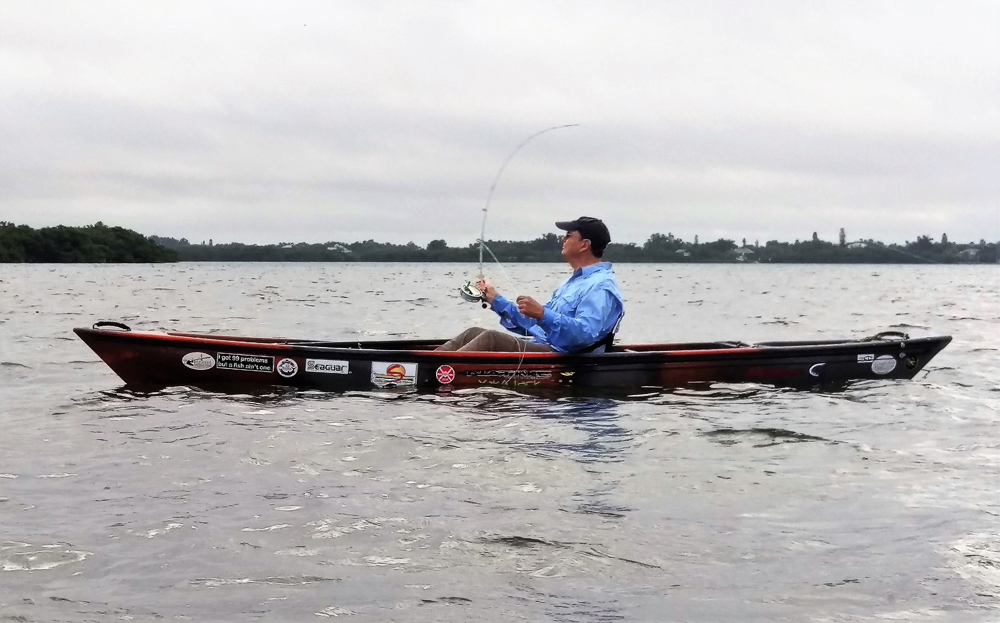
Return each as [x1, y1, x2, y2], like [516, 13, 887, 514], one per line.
[436, 327, 554, 353]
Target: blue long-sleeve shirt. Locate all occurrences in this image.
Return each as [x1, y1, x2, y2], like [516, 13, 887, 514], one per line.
[490, 263, 624, 353]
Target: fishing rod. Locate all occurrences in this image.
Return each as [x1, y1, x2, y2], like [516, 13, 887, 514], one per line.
[459, 123, 579, 306]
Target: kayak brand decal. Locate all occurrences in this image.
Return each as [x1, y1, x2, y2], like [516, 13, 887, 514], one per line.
[182, 352, 215, 371]
[871, 354, 896, 375]
[857, 354, 875, 363]
[464, 369, 553, 386]
[466, 369, 552, 379]
[216, 352, 274, 373]
[276, 358, 298, 378]
[371, 362, 417, 388]
[435, 365, 456, 384]
[305, 359, 350, 375]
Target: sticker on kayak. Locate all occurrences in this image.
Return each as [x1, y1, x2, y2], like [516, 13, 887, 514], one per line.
[871, 355, 896, 375]
[857, 353, 874, 363]
[465, 369, 552, 379]
[216, 353, 274, 373]
[182, 352, 215, 371]
[371, 362, 417, 388]
[435, 365, 456, 384]
[305, 359, 349, 374]
[276, 358, 298, 378]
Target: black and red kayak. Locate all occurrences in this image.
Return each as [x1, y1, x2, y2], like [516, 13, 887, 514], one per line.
[74, 322, 951, 393]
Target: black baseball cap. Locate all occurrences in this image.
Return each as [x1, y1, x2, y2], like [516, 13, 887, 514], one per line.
[555, 216, 611, 257]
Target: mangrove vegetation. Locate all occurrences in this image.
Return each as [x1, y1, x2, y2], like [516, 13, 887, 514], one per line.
[1, 221, 995, 263]
[0, 222, 177, 263]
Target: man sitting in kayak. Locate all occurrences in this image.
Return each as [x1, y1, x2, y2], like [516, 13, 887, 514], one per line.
[437, 216, 624, 353]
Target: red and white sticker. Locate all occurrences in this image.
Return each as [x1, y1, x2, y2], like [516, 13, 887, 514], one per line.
[371, 361, 417, 388]
[435, 365, 456, 384]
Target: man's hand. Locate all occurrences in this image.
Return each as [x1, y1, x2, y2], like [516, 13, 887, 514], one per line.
[475, 278, 498, 304]
[516, 296, 544, 320]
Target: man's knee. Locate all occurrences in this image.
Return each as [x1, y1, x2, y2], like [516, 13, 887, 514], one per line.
[460, 329, 520, 352]
[455, 326, 485, 341]
[437, 326, 488, 351]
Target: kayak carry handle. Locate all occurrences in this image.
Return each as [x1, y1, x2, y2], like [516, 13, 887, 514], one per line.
[93, 321, 132, 332]
[862, 330, 909, 341]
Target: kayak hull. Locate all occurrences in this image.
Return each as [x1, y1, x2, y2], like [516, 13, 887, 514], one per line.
[74, 325, 952, 393]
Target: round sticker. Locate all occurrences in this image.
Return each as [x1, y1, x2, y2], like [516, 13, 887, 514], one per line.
[386, 363, 407, 380]
[436, 365, 456, 384]
[276, 358, 299, 378]
[871, 355, 897, 375]
[182, 352, 215, 371]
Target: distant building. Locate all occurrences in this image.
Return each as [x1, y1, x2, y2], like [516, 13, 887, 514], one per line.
[675, 249, 691, 257]
[733, 248, 755, 262]
[847, 242, 867, 249]
[957, 248, 979, 262]
[327, 244, 352, 253]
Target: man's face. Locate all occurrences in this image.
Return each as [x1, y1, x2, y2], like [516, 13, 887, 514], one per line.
[560, 230, 591, 260]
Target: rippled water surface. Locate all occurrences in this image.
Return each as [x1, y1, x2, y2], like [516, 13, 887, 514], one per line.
[1, 263, 997, 621]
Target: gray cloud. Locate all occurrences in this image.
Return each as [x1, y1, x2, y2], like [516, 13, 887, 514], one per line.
[1, 1, 997, 245]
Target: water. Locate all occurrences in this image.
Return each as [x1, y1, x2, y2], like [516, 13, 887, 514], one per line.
[1, 263, 997, 621]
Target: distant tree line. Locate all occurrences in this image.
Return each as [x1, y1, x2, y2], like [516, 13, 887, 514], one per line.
[1, 222, 994, 263]
[152, 230, 998, 264]
[0, 222, 177, 263]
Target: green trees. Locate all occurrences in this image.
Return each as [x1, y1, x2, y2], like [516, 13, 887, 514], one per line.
[2, 222, 995, 263]
[0, 222, 177, 263]
[0, 223, 35, 262]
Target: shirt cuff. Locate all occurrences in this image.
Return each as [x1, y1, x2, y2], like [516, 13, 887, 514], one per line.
[538, 307, 557, 332]
[491, 294, 511, 314]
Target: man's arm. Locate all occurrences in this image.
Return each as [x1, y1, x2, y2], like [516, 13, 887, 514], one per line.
[491, 294, 546, 339]
[477, 279, 547, 339]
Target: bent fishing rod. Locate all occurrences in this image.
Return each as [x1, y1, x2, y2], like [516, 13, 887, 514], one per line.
[459, 123, 579, 306]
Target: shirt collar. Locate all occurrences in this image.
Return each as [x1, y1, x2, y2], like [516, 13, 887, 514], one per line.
[572, 262, 611, 278]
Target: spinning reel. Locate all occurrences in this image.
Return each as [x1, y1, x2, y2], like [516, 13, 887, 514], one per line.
[459, 281, 488, 308]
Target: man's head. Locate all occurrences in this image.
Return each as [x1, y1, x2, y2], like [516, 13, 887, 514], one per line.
[556, 216, 611, 264]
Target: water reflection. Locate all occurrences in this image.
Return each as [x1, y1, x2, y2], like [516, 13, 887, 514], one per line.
[441, 388, 632, 464]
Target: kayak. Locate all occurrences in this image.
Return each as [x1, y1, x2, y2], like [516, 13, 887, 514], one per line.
[74, 322, 951, 393]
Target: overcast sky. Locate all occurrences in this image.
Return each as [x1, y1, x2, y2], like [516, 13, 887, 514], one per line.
[1, 1, 997, 246]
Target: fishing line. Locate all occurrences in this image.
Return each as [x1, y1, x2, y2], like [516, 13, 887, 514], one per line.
[478, 239, 515, 291]
[866, 241, 942, 264]
[476, 123, 579, 277]
[459, 123, 579, 304]
[510, 341, 530, 387]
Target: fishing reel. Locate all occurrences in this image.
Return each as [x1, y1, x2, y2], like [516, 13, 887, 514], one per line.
[459, 281, 488, 308]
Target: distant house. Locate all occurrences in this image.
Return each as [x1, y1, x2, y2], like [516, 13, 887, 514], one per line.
[733, 248, 755, 262]
[957, 248, 979, 262]
[847, 241, 867, 249]
[674, 249, 691, 257]
[327, 244, 352, 253]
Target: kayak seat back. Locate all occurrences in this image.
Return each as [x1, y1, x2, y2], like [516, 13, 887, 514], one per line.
[578, 312, 624, 354]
